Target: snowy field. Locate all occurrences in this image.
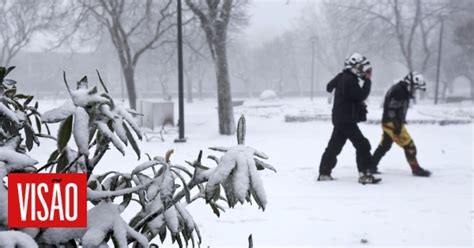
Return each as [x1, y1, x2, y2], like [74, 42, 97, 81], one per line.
[30, 97, 473, 247]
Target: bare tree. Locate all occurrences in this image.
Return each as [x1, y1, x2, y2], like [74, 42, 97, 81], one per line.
[185, 0, 247, 135]
[0, 0, 66, 66]
[78, 0, 177, 109]
[251, 34, 296, 95]
[182, 11, 212, 102]
[147, 47, 176, 101]
[453, 18, 474, 98]
[294, 1, 383, 77]
[331, 0, 460, 74]
[183, 40, 208, 103]
[230, 43, 254, 98]
[185, 51, 210, 102]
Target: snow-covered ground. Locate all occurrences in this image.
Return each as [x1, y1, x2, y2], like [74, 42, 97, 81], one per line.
[30, 97, 473, 247]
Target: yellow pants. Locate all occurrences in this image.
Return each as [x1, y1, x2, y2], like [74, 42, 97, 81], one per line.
[381, 122, 413, 147]
[372, 122, 420, 171]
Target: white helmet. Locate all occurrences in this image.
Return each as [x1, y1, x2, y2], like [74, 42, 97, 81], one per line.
[344, 57, 350, 69]
[404, 72, 426, 90]
[403, 72, 426, 96]
[345, 53, 371, 76]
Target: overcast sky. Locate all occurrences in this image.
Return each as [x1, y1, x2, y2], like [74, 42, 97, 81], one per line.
[243, 0, 311, 47]
[26, 0, 311, 52]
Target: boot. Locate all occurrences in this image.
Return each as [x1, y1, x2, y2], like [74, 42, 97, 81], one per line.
[358, 172, 382, 185]
[317, 174, 335, 181]
[412, 167, 431, 177]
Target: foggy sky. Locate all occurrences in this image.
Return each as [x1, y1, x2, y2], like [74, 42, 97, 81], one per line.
[24, 0, 312, 52]
[243, 0, 311, 47]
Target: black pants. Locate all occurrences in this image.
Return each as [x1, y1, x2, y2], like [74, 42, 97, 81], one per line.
[319, 123, 372, 175]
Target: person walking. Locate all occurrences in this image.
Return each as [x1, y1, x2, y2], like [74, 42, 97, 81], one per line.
[318, 53, 381, 184]
[370, 72, 432, 177]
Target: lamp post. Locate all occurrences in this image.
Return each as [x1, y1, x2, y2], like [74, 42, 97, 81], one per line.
[310, 36, 316, 101]
[175, 0, 186, 143]
[434, 16, 444, 105]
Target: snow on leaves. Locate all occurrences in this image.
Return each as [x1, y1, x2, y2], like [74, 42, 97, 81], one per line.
[38, 202, 149, 248]
[41, 101, 76, 123]
[0, 66, 275, 248]
[70, 79, 109, 108]
[129, 150, 203, 247]
[0, 66, 43, 152]
[82, 202, 149, 248]
[205, 115, 276, 211]
[42, 71, 143, 173]
[0, 135, 38, 170]
[73, 106, 90, 156]
[0, 230, 39, 248]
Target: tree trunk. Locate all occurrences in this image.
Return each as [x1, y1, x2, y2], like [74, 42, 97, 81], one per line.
[214, 39, 235, 135]
[244, 79, 253, 98]
[442, 81, 448, 101]
[198, 78, 203, 100]
[122, 65, 138, 110]
[186, 78, 193, 103]
[469, 77, 474, 100]
[160, 78, 171, 101]
[294, 72, 303, 97]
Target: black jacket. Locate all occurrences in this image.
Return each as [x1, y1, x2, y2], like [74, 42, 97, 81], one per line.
[327, 69, 371, 125]
[382, 81, 411, 133]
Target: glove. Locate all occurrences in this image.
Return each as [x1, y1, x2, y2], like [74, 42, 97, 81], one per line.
[393, 121, 402, 136]
[363, 68, 372, 80]
[394, 127, 401, 136]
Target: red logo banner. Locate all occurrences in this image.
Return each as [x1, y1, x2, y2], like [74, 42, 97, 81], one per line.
[8, 173, 87, 228]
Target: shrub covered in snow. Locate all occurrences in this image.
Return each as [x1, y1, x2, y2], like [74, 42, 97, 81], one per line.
[0, 230, 38, 248]
[259, 90, 278, 101]
[0, 68, 275, 247]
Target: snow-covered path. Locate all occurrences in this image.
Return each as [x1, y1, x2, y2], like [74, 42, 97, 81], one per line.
[31, 98, 473, 247]
[197, 121, 471, 247]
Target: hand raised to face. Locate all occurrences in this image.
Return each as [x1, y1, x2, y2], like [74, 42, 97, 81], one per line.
[363, 68, 372, 80]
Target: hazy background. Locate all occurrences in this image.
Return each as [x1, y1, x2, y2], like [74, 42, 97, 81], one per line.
[3, 0, 473, 104]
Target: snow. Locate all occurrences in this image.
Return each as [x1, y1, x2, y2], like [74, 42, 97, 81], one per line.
[37, 226, 85, 245]
[159, 166, 175, 206]
[0, 230, 38, 248]
[96, 120, 125, 155]
[232, 149, 251, 203]
[41, 101, 76, 123]
[146, 179, 161, 200]
[73, 107, 90, 156]
[0, 141, 38, 169]
[205, 145, 269, 209]
[87, 182, 151, 201]
[132, 160, 161, 175]
[145, 196, 165, 231]
[259, 90, 279, 101]
[247, 154, 267, 209]
[284, 97, 473, 124]
[100, 104, 116, 120]
[0, 103, 22, 125]
[40, 202, 149, 247]
[205, 150, 237, 201]
[81, 202, 131, 248]
[114, 103, 143, 140]
[65, 147, 86, 172]
[0, 167, 7, 227]
[15, 97, 474, 247]
[175, 202, 195, 233]
[163, 204, 179, 234]
[112, 118, 128, 145]
[70, 87, 108, 108]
